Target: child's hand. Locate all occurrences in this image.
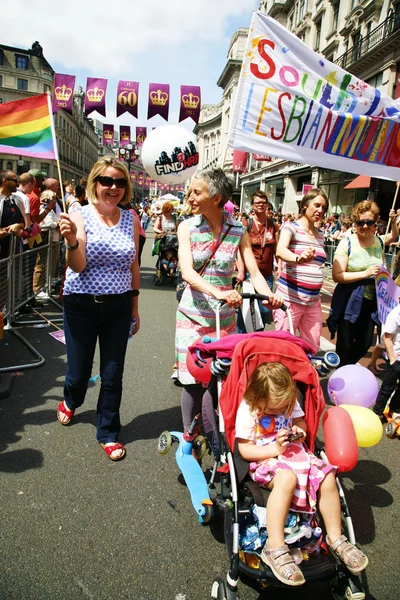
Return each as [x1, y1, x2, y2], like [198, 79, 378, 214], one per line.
[275, 428, 289, 454]
[290, 425, 306, 443]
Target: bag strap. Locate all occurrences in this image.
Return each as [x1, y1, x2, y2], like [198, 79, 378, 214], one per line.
[197, 223, 233, 276]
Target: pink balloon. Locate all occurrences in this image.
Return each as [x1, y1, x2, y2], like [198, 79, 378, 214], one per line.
[323, 407, 358, 472]
[327, 365, 378, 408]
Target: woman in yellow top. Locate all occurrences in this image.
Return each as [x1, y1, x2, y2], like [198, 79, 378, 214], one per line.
[331, 200, 398, 366]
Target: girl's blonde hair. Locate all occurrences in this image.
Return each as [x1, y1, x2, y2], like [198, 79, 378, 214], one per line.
[244, 362, 297, 416]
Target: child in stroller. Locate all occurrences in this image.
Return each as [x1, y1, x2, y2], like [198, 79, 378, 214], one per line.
[161, 249, 178, 278]
[236, 361, 368, 587]
[154, 233, 178, 286]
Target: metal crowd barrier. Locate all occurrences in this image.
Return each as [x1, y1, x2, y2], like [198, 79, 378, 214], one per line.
[0, 230, 65, 373]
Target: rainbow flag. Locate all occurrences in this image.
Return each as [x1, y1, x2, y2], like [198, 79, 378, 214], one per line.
[0, 93, 58, 159]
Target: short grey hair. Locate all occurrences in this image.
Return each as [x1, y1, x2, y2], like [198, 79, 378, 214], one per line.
[193, 168, 233, 207]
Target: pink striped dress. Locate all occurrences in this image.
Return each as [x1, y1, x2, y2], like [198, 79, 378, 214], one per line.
[175, 212, 245, 385]
[277, 221, 326, 305]
[235, 399, 336, 513]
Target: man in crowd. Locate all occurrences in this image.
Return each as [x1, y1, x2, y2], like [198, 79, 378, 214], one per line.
[237, 190, 278, 333]
[14, 172, 35, 227]
[0, 170, 27, 259]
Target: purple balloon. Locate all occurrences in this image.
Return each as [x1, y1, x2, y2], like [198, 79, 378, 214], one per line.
[327, 365, 378, 408]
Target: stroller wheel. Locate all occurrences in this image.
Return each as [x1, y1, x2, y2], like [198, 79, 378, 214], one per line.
[345, 585, 365, 600]
[385, 421, 397, 438]
[193, 435, 207, 461]
[211, 576, 239, 600]
[158, 431, 173, 455]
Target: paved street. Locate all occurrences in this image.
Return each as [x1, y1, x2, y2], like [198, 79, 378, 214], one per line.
[0, 229, 398, 600]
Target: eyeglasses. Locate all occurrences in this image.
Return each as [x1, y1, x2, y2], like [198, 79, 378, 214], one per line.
[5, 178, 18, 183]
[96, 176, 127, 188]
[356, 219, 376, 227]
[253, 202, 267, 206]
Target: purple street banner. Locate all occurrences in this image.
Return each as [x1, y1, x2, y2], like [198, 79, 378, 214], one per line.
[148, 83, 170, 120]
[144, 175, 151, 188]
[84, 77, 107, 117]
[119, 125, 131, 146]
[228, 10, 400, 181]
[137, 172, 144, 187]
[179, 85, 201, 123]
[136, 126, 147, 146]
[52, 73, 75, 114]
[116, 80, 139, 118]
[130, 172, 137, 183]
[102, 124, 114, 147]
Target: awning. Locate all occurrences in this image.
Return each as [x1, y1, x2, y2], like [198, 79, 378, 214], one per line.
[344, 175, 371, 189]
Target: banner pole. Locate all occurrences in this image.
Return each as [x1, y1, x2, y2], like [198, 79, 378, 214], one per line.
[383, 181, 400, 263]
[46, 92, 66, 212]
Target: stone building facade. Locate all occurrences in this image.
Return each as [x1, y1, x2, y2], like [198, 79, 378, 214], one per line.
[0, 42, 98, 183]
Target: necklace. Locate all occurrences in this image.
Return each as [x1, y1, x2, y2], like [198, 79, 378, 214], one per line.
[96, 209, 119, 219]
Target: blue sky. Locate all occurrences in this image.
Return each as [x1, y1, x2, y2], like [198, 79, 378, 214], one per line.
[6, 0, 259, 130]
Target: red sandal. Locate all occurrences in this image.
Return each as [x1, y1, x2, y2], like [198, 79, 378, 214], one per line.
[100, 442, 126, 461]
[57, 401, 75, 426]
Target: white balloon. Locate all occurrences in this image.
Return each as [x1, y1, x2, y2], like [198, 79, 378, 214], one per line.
[141, 125, 199, 184]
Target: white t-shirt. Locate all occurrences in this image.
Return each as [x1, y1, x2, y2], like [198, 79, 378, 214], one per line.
[235, 399, 304, 446]
[15, 189, 30, 215]
[382, 303, 400, 360]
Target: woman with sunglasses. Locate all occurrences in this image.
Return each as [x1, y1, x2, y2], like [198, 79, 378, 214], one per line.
[330, 200, 398, 366]
[57, 156, 140, 461]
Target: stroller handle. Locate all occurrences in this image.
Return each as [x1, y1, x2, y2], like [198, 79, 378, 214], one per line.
[219, 293, 287, 312]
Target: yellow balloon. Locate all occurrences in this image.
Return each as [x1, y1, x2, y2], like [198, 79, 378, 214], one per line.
[340, 405, 383, 448]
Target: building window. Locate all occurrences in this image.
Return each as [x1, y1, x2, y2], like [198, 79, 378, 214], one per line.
[315, 20, 321, 51]
[366, 72, 383, 91]
[0, 75, 2, 87]
[17, 78, 28, 91]
[41, 163, 49, 174]
[44, 84, 51, 93]
[352, 31, 362, 61]
[15, 54, 29, 70]
[6, 161, 13, 170]
[332, 2, 339, 31]
[299, 0, 305, 22]
[0, 98, 3, 104]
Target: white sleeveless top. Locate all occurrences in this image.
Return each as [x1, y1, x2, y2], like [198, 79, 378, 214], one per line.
[63, 204, 135, 296]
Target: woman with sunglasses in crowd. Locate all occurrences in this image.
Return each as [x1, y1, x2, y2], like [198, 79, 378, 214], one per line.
[329, 200, 398, 366]
[57, 156, 140, 461]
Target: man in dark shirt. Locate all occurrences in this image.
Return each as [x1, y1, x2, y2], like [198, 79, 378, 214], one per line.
[0, 170, 25, 259]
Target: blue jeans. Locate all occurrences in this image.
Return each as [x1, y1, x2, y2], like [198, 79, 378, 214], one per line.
[63, 293, 132, 443]
[236, 274, 274, 334]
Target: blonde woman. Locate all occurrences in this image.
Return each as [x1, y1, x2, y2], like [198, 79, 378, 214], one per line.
[58, 156, 140, 461]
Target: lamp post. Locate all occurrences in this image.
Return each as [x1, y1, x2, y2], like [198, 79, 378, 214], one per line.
[119, 143, 141, 203]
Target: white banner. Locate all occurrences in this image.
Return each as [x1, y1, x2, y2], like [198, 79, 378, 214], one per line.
[376, 267, 400, 325]
[228, 11, 400, 181]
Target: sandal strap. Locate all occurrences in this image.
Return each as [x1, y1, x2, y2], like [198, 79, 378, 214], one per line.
[329, 535, 348, 553]
[328, 536, 366, 568]
[57, 402, 74, 419]
[102, 442, 125, 457]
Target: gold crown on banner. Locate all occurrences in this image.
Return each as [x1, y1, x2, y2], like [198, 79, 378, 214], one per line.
[121, 132, 130, 139]
[87, 87, 105, 102]
[55, 85, 73, 102]
[150, 89, 168, 106]
[182, 93, 200, 109]
[103, 130, 113, 140]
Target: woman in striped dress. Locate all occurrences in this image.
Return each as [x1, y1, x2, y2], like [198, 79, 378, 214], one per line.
[175, 168, 283, 430]
[273, 188, 328, 354]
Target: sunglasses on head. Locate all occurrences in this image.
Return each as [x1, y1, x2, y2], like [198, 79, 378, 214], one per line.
[356, 219, 376, 227]
[96, 176, 127, 189]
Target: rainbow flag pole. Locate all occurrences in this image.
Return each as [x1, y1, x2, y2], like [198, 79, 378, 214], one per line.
[0, 92, 66, 210]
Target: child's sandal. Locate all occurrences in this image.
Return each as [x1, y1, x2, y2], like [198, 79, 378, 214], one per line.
[327, 535, 368, 574]
[261, 543, 305, 587]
